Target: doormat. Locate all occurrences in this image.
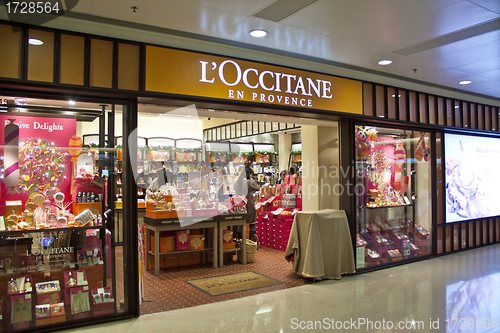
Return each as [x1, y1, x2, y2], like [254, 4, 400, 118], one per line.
[186, 272, 283, 296]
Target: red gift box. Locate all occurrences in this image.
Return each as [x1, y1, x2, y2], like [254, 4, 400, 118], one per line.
[176, 231, 190, 245]
[176, 243, 190, 251]
[222, 230, 233, 243]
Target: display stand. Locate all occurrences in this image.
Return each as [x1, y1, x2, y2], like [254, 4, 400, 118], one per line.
[144, 217, 218, 276]
[218, 216, 246, 268]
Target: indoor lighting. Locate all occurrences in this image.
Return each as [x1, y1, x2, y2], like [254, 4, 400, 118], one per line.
[391, 95, 401, 97]
[459, 80, 471, 85]
[28, 38, 43, 45]
[187, 115, 191, 117]
[249, 29, 267, 38]
[378, 60, 392, 65]
[378, 115, 384, 118]
[69, 100, 76, 106]
[455, 105, 459, 109]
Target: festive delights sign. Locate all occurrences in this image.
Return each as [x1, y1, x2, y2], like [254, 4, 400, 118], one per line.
[0, 116, 76, 215]
[145, 46, 362, 114]
[445, 133, 500, 223]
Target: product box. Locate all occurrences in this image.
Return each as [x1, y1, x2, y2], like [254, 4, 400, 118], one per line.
[63, 270, 88, 289]
[176, 230, 190, 245]
[222, 230, 234, 243]
[150, 235, 175, 253]
[176, 243, 190, 251]
[189, 235, 204, 250]
[356, 246, 365, 269]
[223, 242, 236, 250]
[69, 286, 90, 315]
[91, 287, 114, 316]
[35, 280, 61, 305]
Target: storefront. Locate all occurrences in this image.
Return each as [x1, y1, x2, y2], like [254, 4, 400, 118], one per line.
[0, 19, 499, 332]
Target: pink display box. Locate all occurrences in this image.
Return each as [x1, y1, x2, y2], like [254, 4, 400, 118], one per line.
[68, 286, 90, 315]
[91, 287, 114, 313]
[93, 308, 114, 317]
[176, 243, 190, 251]
[12, 322, 30, 330]
[37, 292, 60, 305]
[73, 312, 90, 320]
[63, 270, 88, 289]
[176, 231, 189, 245]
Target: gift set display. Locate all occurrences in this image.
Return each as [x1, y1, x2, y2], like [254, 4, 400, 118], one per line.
[355, 126, 432, 268]
[145, 178, 248, 219]
[256, 174, 302, 250]
[0, 116, 115, 331]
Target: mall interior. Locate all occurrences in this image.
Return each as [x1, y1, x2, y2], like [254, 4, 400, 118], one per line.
[0, 1, 500, 332]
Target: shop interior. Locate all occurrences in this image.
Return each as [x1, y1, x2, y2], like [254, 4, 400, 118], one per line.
[0, 95, 435, 324]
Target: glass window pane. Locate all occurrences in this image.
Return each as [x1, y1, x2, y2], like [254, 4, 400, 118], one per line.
[375, 85, 385, 118]
[387, 87, 396, 119]
[118, 43, 140, 91]
[428, 95, 436, 124]
[241, 122, 246, 136]
[60, 34, 85, 85]
[438, 97, 445, 125]
[363, 82, 374, 116]
[28, 29, 54, 82]
[90, 38, 113, 88]
[409, 92, 417, 122]
[355, 126, 433, 267]
[398, 90, 407, 121]
[0, 24, 22, 79]
[247, 121, 253, 136]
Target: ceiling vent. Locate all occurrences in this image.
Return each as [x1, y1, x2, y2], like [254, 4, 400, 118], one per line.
[253, 0, 319, 22]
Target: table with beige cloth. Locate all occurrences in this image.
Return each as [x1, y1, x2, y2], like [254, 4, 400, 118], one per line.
[284, 209, 356, 280]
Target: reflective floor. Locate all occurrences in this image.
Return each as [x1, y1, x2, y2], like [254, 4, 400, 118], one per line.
[63, 244, 500, 333]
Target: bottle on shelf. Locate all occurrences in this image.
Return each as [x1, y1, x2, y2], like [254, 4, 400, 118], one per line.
[82, 192, 87, 203]
[86, 192, 91, 202]
[91, 192, 95, 202]
[77, 192, 82, 203]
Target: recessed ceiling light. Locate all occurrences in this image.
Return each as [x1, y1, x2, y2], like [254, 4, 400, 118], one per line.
[391, 95, 401, 97]
[378, 60, 392, 65]
[69, 100, 76, 106]
[459, 80, 471, 85]
[187, 115, 191, 118]
[378, 115, 384, 118]
[455, 105, 459, 109]
[28, 38, 43, 46]
[249, 30, 267, 38]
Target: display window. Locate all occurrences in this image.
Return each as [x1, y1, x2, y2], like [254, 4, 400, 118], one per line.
[355, 125, 433, 269]
[0, 96, 127, 331]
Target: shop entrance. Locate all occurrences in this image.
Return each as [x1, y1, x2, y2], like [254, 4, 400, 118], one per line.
[135, 102, 341, 315]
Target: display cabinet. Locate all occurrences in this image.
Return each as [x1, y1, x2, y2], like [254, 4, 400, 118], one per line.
[355, 125, 432, 269]
[0, 224, 115, 330]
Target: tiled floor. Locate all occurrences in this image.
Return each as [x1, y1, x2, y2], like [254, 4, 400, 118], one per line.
[63, 244, 500, 333]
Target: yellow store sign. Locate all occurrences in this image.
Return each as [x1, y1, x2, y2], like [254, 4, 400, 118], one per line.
[146, 46, 362, 114]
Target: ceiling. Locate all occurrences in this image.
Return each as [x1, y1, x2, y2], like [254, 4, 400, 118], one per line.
[2, 0, 500, 103]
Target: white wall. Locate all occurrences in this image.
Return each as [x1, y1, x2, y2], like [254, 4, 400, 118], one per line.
[77, 113, 204, 144]
[301, 125, 319, 211]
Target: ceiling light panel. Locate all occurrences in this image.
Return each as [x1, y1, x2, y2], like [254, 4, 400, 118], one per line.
[253, 0, 319, 22]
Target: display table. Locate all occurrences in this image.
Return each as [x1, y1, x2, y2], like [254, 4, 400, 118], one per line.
[218, 216, 246, 268]
[144, 216, 218, 276]
[284, 209, 356, 280]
